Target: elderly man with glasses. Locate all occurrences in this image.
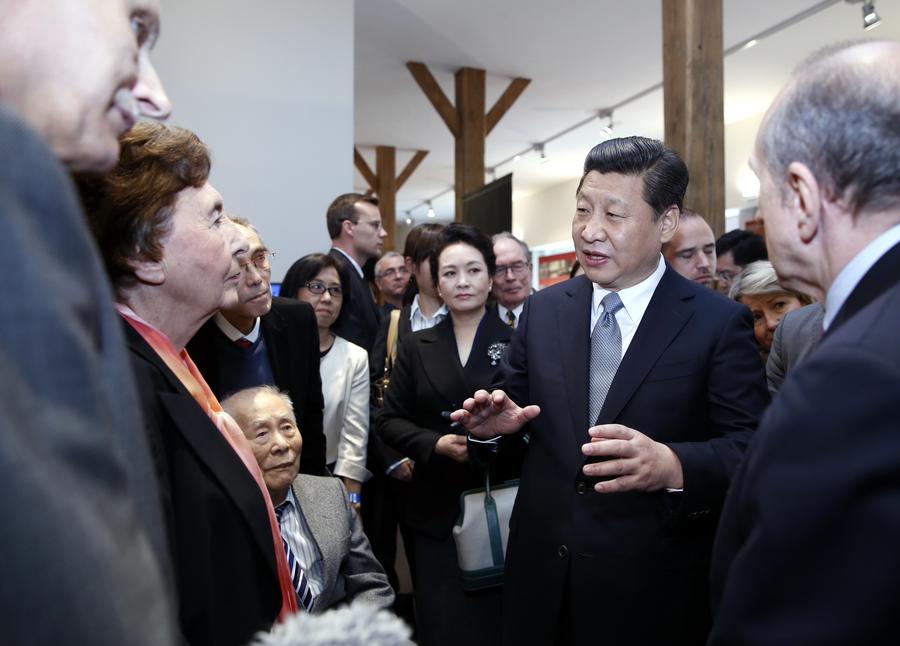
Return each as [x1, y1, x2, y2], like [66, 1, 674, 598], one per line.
[491, 232, 534, 329]
[187, 216, 328, 476]
[374, 251, 411, 313]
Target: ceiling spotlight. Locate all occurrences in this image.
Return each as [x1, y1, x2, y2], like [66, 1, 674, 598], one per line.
[426, 201, 435, 218]
[742, 39, 759, 50]
[598, 110, 614, 138]
[535, 143, 549, 164]
[514, 155, 521, 163]
[405, 217, 412, 225]
[862, 1, 882, 30]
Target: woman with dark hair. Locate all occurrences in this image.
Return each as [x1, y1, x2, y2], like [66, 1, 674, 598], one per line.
[83, 122, 298, 645]
[281, 253, 370, 506]
[377, 223, 524, 646]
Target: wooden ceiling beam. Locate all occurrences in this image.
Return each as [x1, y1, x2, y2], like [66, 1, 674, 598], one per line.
[395, 150, 429, 190]
[353, 147, 377, 190]
[406, 62, 460, 137]
[486, 77, 531, 135]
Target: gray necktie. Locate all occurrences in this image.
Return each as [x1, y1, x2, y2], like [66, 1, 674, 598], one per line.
[589, 292, 624, 425]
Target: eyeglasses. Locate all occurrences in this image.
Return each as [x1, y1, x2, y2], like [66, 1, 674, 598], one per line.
[494, 261, 529, 277]
[355, 219, 383, 231]
[239, 251, 275, 274]
[716, 270, 737, 285]
[302, 281, 343, 298]
[377, 267, 409, 279]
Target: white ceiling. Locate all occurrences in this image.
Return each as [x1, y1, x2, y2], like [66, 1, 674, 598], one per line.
[354, 0, 899, 224]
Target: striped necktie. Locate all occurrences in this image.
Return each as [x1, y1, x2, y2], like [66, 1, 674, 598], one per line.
[588, 292, 624, 425]
[505, 309, 517, 328]
[275, 501, 315, 611]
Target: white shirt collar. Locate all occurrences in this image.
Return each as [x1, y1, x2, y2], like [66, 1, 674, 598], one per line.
[591, 253, 666, 328]
[823, 223, 900, 330]
[497, 301, 525, 322]
[213, 312, 261, 343]
[332, 246, 364, 278]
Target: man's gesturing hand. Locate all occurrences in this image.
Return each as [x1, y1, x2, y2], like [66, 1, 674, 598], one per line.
[581, 424, 684, 493]
[450, 389, 541, 439]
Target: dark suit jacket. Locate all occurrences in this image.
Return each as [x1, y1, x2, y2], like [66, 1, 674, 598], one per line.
[710, 242, 900, 645]
[0, 105, 176, 645]
[765, 302, 824, 393]
[329, 248, 382, 352]
[290, 475, 394, 613]
[499, 269, 769, 646]
[377, 312, 525, 538]
[187, 297, 327, 476]
[125, 324, 282, 646]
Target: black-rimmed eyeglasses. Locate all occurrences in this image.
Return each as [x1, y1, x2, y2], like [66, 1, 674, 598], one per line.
[302, 281, 343, 298]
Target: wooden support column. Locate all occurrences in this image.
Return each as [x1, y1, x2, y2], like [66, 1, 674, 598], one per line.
[662, 0, 725, 237]
[354, 146, 429, 251]
[407, 62, 530, 221]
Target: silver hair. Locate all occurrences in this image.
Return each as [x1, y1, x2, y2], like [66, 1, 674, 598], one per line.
[758, 40, 900, 218]
[374, 251, 404, 276]
[251, 600, 413, 646]
[221, 385, 295, 423]
[491, 231, 531, 262]
[729, 260, 811, 305]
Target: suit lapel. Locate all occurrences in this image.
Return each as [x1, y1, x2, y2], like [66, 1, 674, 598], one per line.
[558, 276, 593, 445]
[463, 312, 512, 388]
[291, 477, 334, 613]
[124, 324, 280, 581]
[260, 307, 289, 386]
[419, 319, 472, 409]
[599, 267, 694, 423]
[829, 240, 900, 333]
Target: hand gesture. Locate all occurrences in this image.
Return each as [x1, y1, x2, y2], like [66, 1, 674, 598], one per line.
[450, 389, 541, 439]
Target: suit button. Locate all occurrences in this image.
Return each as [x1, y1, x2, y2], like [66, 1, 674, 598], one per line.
[576, 481, 587, 495]
[557, 545, 569, 558]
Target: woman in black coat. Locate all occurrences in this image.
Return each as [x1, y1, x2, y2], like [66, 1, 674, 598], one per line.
[377, 223, 524, 646]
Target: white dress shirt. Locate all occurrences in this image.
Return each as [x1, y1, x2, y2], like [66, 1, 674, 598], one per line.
[409, 293, 448, 332]
[590, 254, 667, 358]
[213, 312, 261, 343]
[277, 487, 323, 597]
[320, 335, 371, 483]
[823, 222, 900, 330]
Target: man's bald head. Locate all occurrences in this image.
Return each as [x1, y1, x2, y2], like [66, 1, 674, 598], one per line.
[757, 40, 900, 219]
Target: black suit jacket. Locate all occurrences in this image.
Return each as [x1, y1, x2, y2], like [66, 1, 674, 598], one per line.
[125, 324, 282, 646]
[709, 241, 900, 644]
[329, 248, 382, 352]
[377, 312, 524, 538]
[499, 269, 769, 646]
[187, 297, 327, 476]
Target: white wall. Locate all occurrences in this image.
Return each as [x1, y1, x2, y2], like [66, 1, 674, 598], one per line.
[154, 0, 354, 281]
[513, 178, 579, 248]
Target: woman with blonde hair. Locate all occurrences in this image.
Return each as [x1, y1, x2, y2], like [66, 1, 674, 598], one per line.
[730, 260, 812, 359]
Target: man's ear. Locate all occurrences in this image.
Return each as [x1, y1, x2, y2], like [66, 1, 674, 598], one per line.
[132, 254, 166, 286]
[659, 206, 680, 244]
[787, 162, 821, 243]
[342, 218, 355, 239]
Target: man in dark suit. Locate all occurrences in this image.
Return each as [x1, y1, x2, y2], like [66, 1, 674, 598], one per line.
[708, 40, 900, 644]
[454, 137, 768, 645]
[326, 192, 386, 352]
[188, 218, 327, 475]
[490, 232, 533, 329]
[0, 2, 177, 644]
